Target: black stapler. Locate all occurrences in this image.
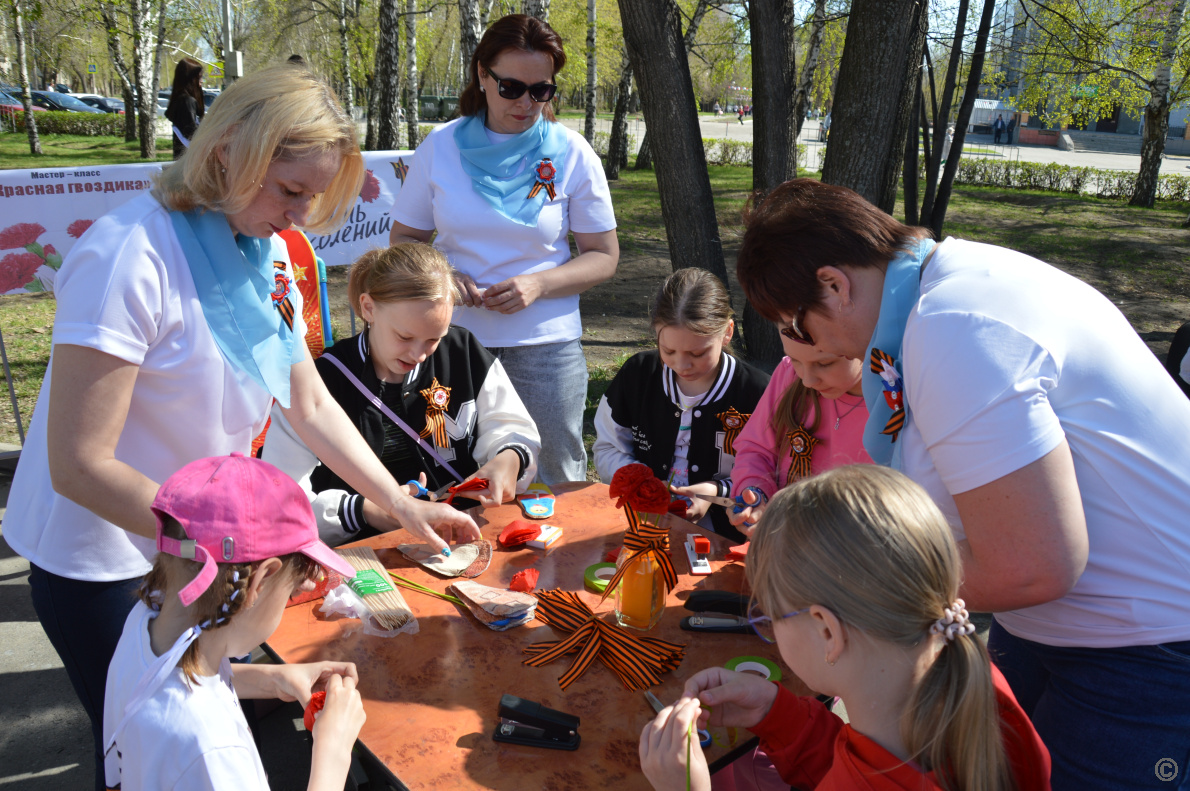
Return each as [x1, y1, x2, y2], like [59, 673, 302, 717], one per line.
[492, 694, 581, 751]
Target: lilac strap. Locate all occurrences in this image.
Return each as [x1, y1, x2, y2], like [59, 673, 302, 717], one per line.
[320, 352, 464, 482]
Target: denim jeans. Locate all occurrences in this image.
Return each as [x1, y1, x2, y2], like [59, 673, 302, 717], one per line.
[28, 564, 142, 791]
[488, 339, 588, 485]
[989, 620, 1190, 790]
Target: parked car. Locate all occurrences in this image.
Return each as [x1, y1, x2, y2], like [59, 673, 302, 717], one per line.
[0, 90, 48, 120]
[73, 94, 125, 114]
[29, 90, 106, 113]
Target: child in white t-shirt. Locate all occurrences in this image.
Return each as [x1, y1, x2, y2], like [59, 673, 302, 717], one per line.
[103, 453, 365, 791]
[593, 268, 769, 540]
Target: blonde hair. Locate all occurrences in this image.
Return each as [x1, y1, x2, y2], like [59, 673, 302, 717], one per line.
[347, 243, 461, 318]
[649, 268, 734, 340]
[748, 466, 1014, 791]
[152, 64, 364, 235]
[139, 517, 318, 684]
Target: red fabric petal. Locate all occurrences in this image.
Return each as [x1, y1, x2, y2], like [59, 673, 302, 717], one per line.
[499, 519, 542, 547]
[727, 542, 750, 562]
[604, 548, 621, 563]
[509, 568, 539, 593]
[667, 499, 688, 518]
[303, 691, 326, 731]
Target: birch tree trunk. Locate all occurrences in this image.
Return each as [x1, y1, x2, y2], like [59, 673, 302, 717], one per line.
[617, 0, 729, 286]
[583, 0, 597, 144]
[919, 0, 968, 224]
[405, 0, 419, 148]
[521, 0, 548, 22]
[338, 0, 355, 115]
[11, 0, 41, 155]
[375, 0, 402, 150]
[1132, 0, 1187, 208]
[605, 51, 632, 180]
[129, 0, 160, 159]
[458, 0, 482, 79]
[820, 0, 927, 212]
[792, 0, 826, 139]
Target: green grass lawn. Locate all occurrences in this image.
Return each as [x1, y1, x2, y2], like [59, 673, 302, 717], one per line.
[0, 133, 173, 169]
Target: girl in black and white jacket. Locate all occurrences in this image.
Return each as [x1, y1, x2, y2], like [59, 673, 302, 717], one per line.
[263, 244, 540, 546]
[593, 269, 769, 541]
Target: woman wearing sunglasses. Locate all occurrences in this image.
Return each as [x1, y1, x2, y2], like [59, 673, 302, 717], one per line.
[733, 177, 1190, 791]
[390, 14, 618, 485]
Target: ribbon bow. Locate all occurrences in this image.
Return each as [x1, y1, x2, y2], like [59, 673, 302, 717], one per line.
[523, 590, 685, 690]
[419, 377, 451, 448]
[599, 508, 677, 604]
[869, 348, 905, 442]
[785, 425, 820, 485]
[527, 158, 557, 200]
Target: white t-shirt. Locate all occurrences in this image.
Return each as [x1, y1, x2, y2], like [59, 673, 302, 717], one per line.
[900, 238, 1190, 648]
[391, 117, 617, 347]
[3, 193, 305, 582]
[104, 601, 269, 791]
[669, 389, 706, 490]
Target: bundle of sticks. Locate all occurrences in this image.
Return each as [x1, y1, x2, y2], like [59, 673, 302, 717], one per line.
[337, 546, 414, 631]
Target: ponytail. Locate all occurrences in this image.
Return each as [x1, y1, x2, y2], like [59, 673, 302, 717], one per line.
[903, 635, 1015, 791]
[771, 378, 821, 436]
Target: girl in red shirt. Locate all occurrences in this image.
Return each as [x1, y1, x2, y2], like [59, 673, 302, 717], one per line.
[640, 465, 1051, 791]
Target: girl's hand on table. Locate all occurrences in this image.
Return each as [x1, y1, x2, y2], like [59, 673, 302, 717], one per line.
[469, 449, 521, 507]
[680, 667, 779, 730]
[454, 271, 485, 308]
[728, 488, 766, 537]
[669, 482, 719, 522]
[389, 496, 481, 553]
[273, 661, 360, 706]
[483, 274, 543, 314]
[639, 698, 711, 791]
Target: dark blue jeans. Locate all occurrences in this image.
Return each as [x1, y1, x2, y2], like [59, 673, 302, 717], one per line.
[989, 620, 1190, 790]
[28, 564, 141, 791]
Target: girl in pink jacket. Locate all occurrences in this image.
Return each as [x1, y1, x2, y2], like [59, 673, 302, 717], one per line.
[730, 341, 872, 532]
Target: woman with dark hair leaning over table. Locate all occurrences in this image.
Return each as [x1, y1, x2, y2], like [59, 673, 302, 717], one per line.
[3, 65, 476, 791]
[733, 178, 1190, 791]
[389, 13, 618, 485]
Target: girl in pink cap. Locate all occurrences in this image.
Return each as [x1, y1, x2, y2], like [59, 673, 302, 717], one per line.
[103, 454, 365, 791]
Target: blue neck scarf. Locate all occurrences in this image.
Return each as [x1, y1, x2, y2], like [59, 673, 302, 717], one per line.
[860, 238, 937, 468]
[170, 209, 295, 408]
[453, 112, 569, 227]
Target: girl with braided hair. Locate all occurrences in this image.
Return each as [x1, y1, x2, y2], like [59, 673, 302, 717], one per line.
[640, 465, 1051, 791]
[103, 454, 365, 791]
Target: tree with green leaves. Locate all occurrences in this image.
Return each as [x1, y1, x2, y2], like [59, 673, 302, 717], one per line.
[11, 0, 42, 155]
[1014, 0, 1189, 209]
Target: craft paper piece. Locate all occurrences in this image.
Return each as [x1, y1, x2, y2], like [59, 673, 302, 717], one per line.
[510, 568, 540, 592]
[449, 579, 537, 631]
[398, 540, 492, 578]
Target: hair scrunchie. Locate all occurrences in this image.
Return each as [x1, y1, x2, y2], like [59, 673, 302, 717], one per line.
[930, 598, 975, 642]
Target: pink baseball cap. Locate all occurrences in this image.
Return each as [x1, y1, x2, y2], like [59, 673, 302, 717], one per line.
[152, 453, 356, 606]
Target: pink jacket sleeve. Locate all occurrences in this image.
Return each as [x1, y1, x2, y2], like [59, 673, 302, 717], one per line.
[730, 358, 798, 501]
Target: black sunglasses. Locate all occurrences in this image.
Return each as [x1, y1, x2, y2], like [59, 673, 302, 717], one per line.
[779, 305, 814, 346]
[485, 69, 558, 102]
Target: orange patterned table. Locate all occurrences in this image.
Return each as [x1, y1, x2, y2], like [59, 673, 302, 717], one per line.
[265, 482, 812, 790]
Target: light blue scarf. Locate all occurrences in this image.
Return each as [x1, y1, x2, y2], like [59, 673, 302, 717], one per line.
[170, 209, 296, 408]
[454, 112, 569, 227]
[861, 238, 937, 468]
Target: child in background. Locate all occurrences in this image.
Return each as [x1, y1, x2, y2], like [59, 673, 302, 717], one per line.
[729, 337, 872, 533]
[639, 466, 1051, 791]
[593, 268, 769, 541]
[103, 453, 366, 791]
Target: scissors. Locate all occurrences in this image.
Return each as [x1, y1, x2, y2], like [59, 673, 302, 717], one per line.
[405, 479, 459, 502]
[644, 691, 712, 748]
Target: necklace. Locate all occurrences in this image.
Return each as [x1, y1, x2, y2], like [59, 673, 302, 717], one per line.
[834, 397, 864, 430]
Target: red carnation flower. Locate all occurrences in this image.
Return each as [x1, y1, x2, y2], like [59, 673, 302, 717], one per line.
[667, 499, 688, 519]
[359, 170, 380, 203]
[0, 251, 45, 292]
[0, 222, 46, 250]
[66, 219, 94, 239]
[609, 463, 655, 509]
[43, 244, 56, 256]
[630, 477, 672, 515]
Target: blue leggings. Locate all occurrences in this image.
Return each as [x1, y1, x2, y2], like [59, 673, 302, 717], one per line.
[28, 564, 141, 791]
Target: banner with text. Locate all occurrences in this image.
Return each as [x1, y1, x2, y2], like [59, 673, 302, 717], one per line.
[0, 150, 416, 294]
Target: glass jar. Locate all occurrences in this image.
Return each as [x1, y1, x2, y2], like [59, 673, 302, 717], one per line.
[613, 549, 666, 631]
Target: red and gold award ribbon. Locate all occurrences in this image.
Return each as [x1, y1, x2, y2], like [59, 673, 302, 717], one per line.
[526, 158, 557, 200]
[785, 425, 820, 485]
[717, 408, 750, 456]
[419, 377, 451, 447]
[272, 261, 295, 330]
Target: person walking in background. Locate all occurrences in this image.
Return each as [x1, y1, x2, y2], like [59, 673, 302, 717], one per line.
[1007, 114, 1017, 145]
[389, 14, 618, 486]
[993, 113, 1006, 144]
[164, 58, 204, 160]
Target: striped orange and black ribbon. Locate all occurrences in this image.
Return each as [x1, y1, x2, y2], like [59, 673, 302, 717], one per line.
[272, 262, 295, 331]
[785, 425, 820, 485]
[598, 510, 677, 603]
[523, 590, 685, 690]
[869, 348, 905, 442]
[418, 378, 451, 448]
[716, 408, 750, 456]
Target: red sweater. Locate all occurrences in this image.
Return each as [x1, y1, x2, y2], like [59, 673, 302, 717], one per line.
[750, 665, 1051, 791]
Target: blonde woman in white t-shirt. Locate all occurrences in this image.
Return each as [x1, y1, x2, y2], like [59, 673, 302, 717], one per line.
[390, 14, 619, 485]
[6, 65, 476, 791]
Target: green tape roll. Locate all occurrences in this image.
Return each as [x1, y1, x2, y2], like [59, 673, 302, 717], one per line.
[584, 562, 617, 593]
[725, 655, 782, 682]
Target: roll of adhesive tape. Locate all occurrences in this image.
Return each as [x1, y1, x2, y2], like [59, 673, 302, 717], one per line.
[584, 562, 617, 593]
[725, 655, 783, 683]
